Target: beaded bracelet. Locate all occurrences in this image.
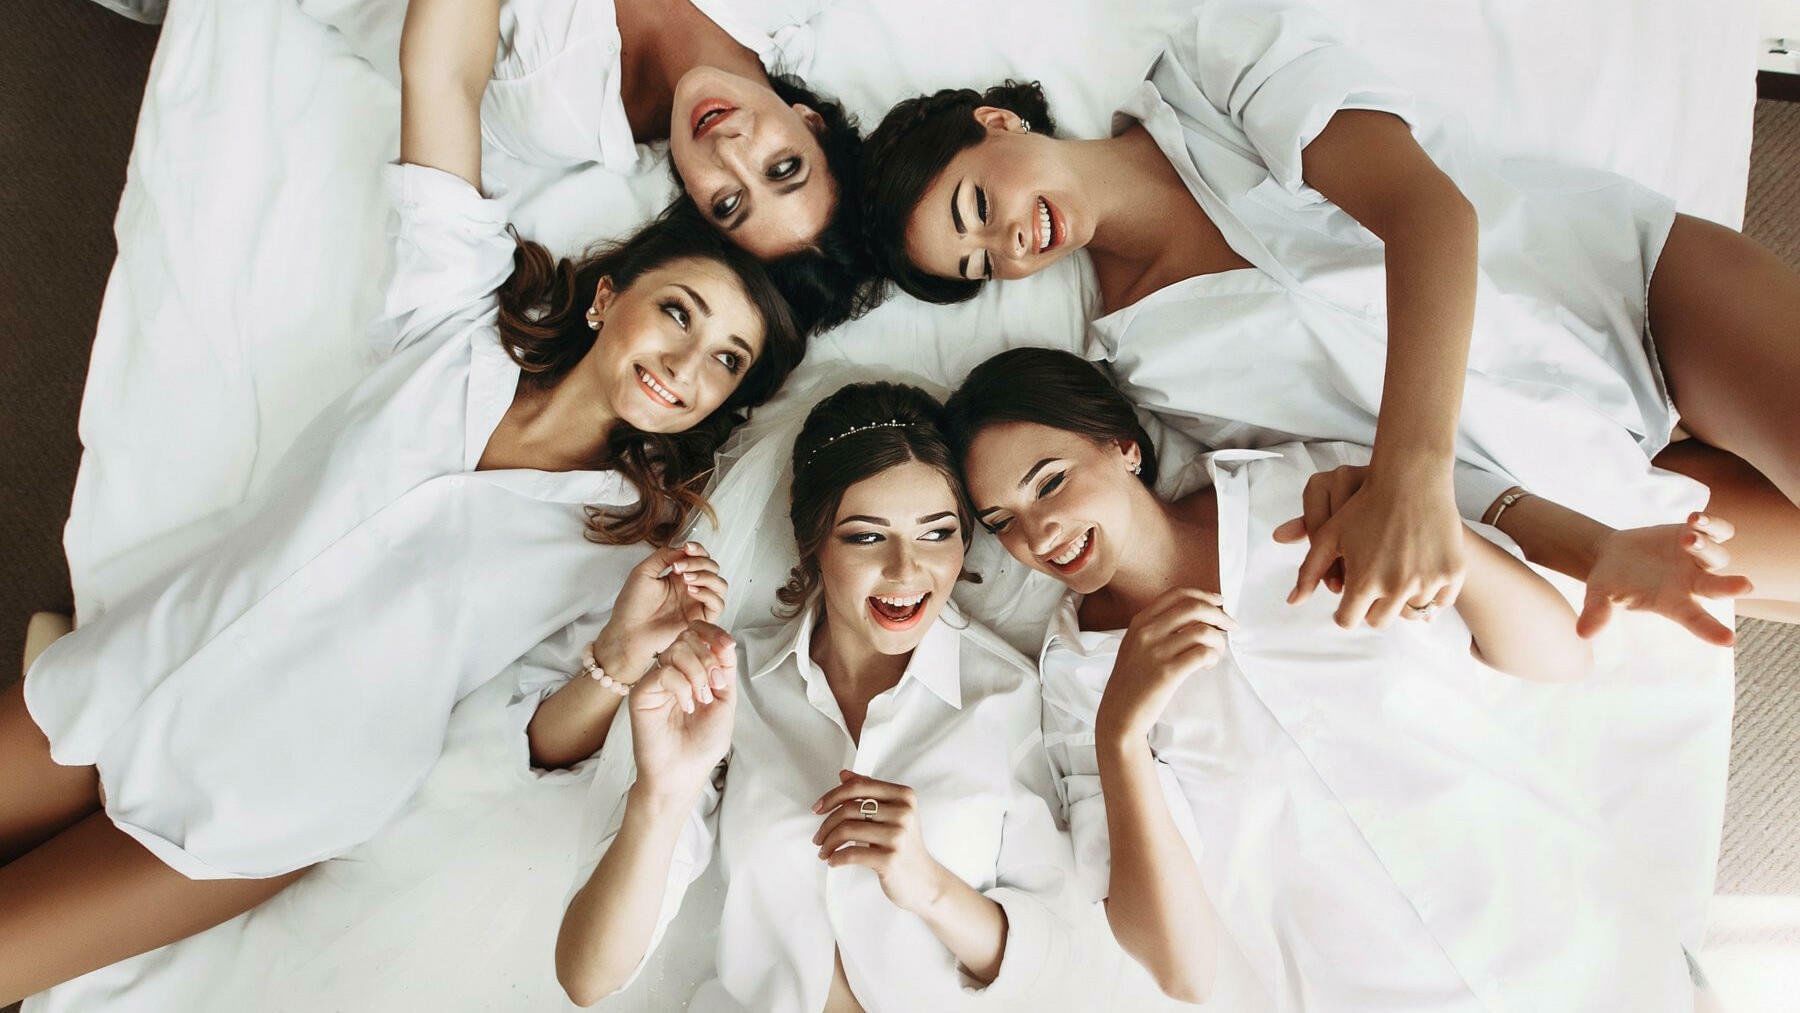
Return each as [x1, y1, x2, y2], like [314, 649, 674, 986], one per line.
[581, 644, 632, 696]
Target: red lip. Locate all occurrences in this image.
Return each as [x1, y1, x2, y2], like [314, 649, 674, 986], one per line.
[690, 99, 737, 141]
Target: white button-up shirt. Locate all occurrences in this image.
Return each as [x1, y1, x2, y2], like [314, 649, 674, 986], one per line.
[1039, 442, 1703, 1012]
[24, 164, 642, 881]
[583, 601, 1082, 1012]
[1087, 1, 1706, 531]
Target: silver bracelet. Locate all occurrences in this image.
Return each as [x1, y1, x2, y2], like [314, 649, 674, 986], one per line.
[580, 644, 632, 696]
[1485, 487, 1531, 527]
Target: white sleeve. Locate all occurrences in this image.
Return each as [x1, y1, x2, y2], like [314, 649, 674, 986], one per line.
[499, 610, 618, 783]
[570, 745, 725, 998]
[1172, 1, 1416, 198]
[1038, 650, 1202, 905]
[378, 163, 517, 356]
[963, 725, 1080, 1001]
[480, 0, 638, 170]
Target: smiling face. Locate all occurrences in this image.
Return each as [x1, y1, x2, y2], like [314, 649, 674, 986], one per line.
[961, 421, 1143, 596]
[902, 107, 1090, 285]
[815, 459, 966, 657]
[585, 256, 767, 433]
[669, 67, 837, 260]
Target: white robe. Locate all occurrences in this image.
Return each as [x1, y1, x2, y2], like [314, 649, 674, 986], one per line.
[23, 164, 646, 881]
[1089, 1, 1706, 530]
[1039, 442, 1700, 1011]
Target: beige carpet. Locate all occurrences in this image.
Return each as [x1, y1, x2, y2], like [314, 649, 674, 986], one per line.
[1715, 100, 1800, 898]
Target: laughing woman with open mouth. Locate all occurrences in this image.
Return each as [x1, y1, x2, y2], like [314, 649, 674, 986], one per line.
[861, 0, 1800, 633]
[539, 381, 1080, 1011]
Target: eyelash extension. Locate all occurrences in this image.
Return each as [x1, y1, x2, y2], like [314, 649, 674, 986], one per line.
[975, 186, 988, 223]
[1038, 474, 1064, 497]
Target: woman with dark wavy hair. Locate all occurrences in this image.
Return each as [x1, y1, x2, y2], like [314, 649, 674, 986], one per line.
[458, 0, 882, 332]
[861, 1, 1800, 634]
[0, 0, 805, 1000]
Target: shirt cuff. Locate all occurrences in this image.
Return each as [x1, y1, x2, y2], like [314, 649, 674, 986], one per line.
[503, 678, 613, 785]
[961, 886, 1069, 1001]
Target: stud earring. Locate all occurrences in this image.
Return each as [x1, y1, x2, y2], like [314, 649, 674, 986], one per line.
[586, 313, 601, 331]
[1129, 460, 1141, 475]
[1020, 119, 1032, 133]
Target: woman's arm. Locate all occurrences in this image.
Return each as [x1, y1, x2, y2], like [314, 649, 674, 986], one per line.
[1454, 527, 1591, 682]
[398, 0, 501, 188]
[1094, 732, 1220, 1004]
[557, 625, 738, 1006]
[528, 545, 733, 770]
[1289, 109, 1477, 628]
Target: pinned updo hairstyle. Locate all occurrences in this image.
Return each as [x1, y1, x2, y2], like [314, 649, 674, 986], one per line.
[860, 80, 1056, 304]
[497, 198, 804, 547]
[940, 347, 1159, 489]
[775, 381, 979, 618]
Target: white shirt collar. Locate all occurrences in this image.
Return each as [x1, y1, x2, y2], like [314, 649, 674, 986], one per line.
[752, 597, 966, 710]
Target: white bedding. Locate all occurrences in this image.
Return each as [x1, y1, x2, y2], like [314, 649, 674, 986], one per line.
[35, 0, 1757, 1008]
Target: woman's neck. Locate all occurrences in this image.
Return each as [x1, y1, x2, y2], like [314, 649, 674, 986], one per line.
[811, 610, 909, 741]
[482, 367, 616, 472]
[1077, 125, 1193, 269]
[617, 0, 768, 140]
[1084, 485, 1221, 627]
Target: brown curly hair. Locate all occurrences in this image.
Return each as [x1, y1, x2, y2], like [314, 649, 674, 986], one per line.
[497, 200, 804, 546]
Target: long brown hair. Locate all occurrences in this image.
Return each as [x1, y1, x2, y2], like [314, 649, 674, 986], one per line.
[775, 381, 978, 618]
[497, 199, 804, 546]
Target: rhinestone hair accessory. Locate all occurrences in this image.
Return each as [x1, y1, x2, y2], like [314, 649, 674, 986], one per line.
[803, 420, 915, 465]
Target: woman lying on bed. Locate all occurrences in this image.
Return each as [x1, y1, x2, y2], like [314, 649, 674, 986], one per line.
[0, 0, 806, 1001]
[861, 0, 1800, 634]
[436, 0, 879, 332]
[541, 382, 1081, 1011]
[942, 347, 1698, 1008]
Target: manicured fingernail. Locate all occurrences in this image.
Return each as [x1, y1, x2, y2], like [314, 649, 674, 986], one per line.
[698, 686, 713, 704]
[686, 542, 703, 554]
[682, 572, 697, 582]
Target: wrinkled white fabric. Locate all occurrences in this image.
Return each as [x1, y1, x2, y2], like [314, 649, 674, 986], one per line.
[1040, 442, 1709, 1011]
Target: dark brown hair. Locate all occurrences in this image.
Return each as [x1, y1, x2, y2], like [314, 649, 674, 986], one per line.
[497, 199, 804, 546]
[940, 347, 1159, 492]
[860, 80, 1056, 304]
[774, 381, 978, 618]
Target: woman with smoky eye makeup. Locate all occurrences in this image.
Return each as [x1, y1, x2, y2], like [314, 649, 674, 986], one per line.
[938, 347, 1703, 1008]
[409, 0, 881, 332]
[861, 0, 1800, 636]
[542, 381, 1082, 1012]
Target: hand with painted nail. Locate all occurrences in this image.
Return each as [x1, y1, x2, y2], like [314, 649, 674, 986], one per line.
[590, 541, 730, 684]
[1096, 587, 1237, 744]
[1578, 513, 1755, 647]
[630, 620, 738, 796]
[809, 771, 947, 915]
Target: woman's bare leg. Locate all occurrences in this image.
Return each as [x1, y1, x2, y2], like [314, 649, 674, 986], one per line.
[0, 678, 101, 864]
[1649, 214, 1800, 506]
[1656, 440, 1800, 622]
[0, 812, 307, 1003]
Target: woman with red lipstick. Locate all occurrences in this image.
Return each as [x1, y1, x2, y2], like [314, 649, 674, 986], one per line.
[861, 0, 1800, 632]
[543, 382, 1084, 1012]
[940, 347, 1702, 1008]
[0, 0, 808, 1000]
[407, 0, 880, 332]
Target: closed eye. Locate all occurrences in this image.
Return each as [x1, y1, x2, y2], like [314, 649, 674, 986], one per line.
[1036, 473, 1064, 498]
[975, 186, 988, 223]
[984, 516, 1012, 535]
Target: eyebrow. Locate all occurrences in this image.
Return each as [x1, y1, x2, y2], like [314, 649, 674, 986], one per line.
[1018, 457, 1059, 488]
[836, 514, 889, 527]
[674, 284, 712, 317]
[724, 169, 812, 234]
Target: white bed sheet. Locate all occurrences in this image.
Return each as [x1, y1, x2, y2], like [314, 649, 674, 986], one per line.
[34, 0, 1756, 1008]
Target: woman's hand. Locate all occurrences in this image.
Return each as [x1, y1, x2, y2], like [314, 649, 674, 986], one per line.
[1284, 462, 1466, 629]
[629, 621, 737, 798]
[811, 771, 952, 915]
[1578, 513, 1754, 647]
[1095, 588, 1236, 744]
[591, 542, 728, 686]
